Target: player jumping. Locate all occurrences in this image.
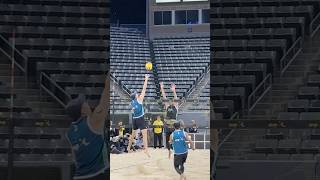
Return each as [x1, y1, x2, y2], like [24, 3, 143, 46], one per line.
[66, 74, 109, 180]
[127, 74, 150, 157]
[160, 82, 179, 158]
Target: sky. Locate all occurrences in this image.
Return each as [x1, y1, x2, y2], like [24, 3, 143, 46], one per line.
[111, 0, 147, 24]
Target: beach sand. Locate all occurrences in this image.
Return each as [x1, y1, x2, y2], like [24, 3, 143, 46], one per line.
[111, 148, 210, 180]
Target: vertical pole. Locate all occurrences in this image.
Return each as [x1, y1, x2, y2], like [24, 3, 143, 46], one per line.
[204, 133, 206, 149]
[112, 73, 115, 124]
[7, 30, 15, 180]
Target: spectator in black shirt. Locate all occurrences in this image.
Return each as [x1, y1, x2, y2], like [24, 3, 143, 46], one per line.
[188, 120, 198, 133]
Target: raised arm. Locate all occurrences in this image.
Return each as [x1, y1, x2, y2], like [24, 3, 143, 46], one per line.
[160, 82, 169, 108]
[89, 73, 110, 133]
[171, 83, 178, 109]
[137, 74, 150, 103]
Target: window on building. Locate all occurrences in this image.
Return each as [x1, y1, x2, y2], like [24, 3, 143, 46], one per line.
[186, 10, 198, 24]
[154, 11, 162, 25]
[175, 10, 186, 24]
[163, 11, 172, 25]
[202, 9, 209, 23]
[154, 11, 172, 25]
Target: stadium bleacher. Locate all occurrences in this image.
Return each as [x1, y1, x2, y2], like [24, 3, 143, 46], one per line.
[212, 0, 320, 179]
[153, 37, 210, 99]
[212, 0, 320, 119]
[0, 0, 109, 178]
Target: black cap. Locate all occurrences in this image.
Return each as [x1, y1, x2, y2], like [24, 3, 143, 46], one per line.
[174, 121, 181, 129]
[65, 94, 86, 121]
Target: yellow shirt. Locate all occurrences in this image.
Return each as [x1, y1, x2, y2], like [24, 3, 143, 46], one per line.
[119, 127, 125, 136]
[153, 120, 164, 134]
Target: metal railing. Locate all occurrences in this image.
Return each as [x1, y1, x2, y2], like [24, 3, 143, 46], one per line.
[310, 12, 320, 38]
[110, 73, 131, 96]
[211, 112, 239, 180]
[0, 35, 28, 74]
[111, 24, 147, 34]
[212, 129, 235, 180]
[280, 37, 303, 76]
[248, 73, 272, 113]
[39, 72, 71, 108]
[189, 131, 210, 150]
[0, 35, 28, 84]
[179, 65, 210, 109]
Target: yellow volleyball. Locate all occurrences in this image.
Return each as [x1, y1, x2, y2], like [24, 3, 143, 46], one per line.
[145, 62, 153, 71]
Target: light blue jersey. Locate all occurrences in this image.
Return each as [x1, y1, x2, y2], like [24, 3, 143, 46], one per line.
[131, 99, 144, 119]
[172, 130, 188, 155]
[66, 117, 108, 179]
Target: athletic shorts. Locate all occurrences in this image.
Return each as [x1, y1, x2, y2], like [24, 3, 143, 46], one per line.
[75, 169, 109, 180]
[132, 116, 147, 130]
[174, 153, 188, 165]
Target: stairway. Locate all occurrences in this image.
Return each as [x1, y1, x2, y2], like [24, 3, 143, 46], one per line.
[180, 70, 210, 111]
[110, 79, 130, 100]
[189, 71, 210, 99]
[0, 55, 66, 120]
[149, 41, 161, 99]
[244, 33, 320, 120]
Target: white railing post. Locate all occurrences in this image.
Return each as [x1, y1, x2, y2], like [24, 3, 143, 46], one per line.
[203, 133, 206, 149]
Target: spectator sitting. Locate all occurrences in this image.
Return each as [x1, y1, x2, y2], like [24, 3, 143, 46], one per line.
[188, 120, 198, 133]
[115, 121, 125, 137]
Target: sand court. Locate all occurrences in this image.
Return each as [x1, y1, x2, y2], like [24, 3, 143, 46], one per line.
[111, 148, 210, 180]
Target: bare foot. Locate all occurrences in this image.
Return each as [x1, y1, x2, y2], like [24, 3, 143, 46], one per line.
[127, 149, 133, 153]
[180, 174, 186, 180]
[144, 149, 151, 158]
[180, 174, 184, 180]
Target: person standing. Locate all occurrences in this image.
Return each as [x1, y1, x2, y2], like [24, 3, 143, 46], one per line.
[153, 115, 164, 148]
[169, 121, 195, 180]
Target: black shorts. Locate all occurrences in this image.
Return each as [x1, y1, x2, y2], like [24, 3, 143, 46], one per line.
[77, 169, 109, 180]
[174, 153, 188, 165]
[132, 116, 147, 130]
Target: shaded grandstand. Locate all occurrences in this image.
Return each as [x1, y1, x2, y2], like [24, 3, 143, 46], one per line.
[211, 0, 320, 179]
[0, 0, 109, 179]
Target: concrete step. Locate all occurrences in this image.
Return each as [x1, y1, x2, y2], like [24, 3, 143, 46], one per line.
[253, 102, 285, 109]
[273, 77, 304, 84]
[33, 107, 65, 115]
[21, 95, 53, 101]
[269, 90, 297, 96]
[259, 97, 295, 103]
[281, 71, 308, 77]
[285, 65, 310, 71]
[291, 59, 320, 65]
[26, 101, 61, 109]
[242, 115, 277, 120]
[272, 84, 300, 90]
[13, 89, 40, 95]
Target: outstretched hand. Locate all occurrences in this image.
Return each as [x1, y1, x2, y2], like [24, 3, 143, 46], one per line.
[160, 82, 164, 89]
[145, 74, 150, 79]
